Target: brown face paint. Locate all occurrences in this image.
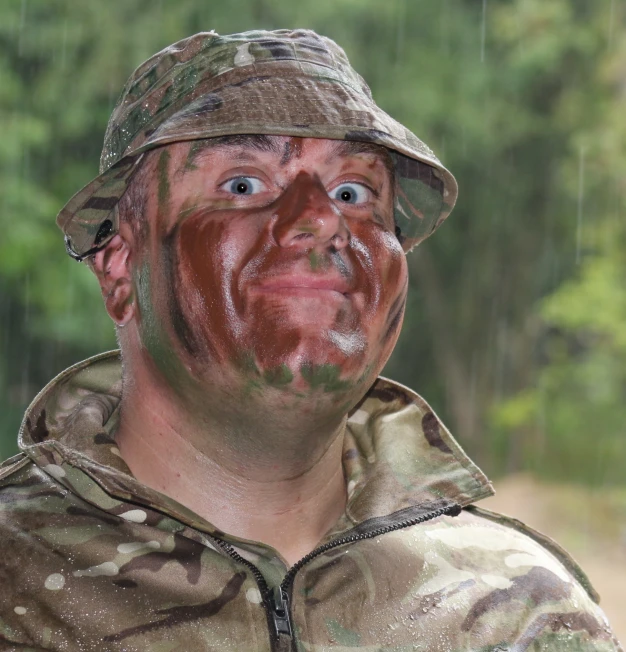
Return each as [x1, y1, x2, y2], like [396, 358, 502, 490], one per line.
[177, 214, 246, 365]
[280, 137, 304, 166]
[143, 138, 408, 404]
[167, 174, 333, 384]
[271, 171, 345, 247]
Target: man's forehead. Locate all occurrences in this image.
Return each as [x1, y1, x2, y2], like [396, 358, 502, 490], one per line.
[181, 135, 394, 171]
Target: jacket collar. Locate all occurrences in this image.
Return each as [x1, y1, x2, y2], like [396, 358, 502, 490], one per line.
[19, 351, 493, 535]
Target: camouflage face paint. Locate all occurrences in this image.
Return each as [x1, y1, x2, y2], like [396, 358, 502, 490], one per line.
[300, 363, 350, 393]
[382, 284, 408, 346]
[140, 138, 408, 406]
[263, 364, 294, 387]
[183, 141, 203, 171]
[134, 260, 191, 390]
[280, 137, 304, 166]
[130, 148, 206, 394]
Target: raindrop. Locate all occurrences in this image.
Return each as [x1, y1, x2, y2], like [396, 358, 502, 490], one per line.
[18, 0, 27, 56]
[576, 145, 586, 264]
[608, 0, 616, 48]
[480, 0, 487, 63]
[60, 19, 68, 70]
[395, 0, 406, 66]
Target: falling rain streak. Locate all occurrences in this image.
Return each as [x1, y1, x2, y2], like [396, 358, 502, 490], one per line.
[608, 0, 616, 48]
[480, 0, 487, 62]
[576, 145, 586, 264]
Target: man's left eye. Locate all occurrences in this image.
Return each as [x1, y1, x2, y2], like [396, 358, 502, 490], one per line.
[330, 182, 370, 205]
[222, 176, 265, 195]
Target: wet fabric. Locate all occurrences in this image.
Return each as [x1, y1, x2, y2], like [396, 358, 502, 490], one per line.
[0, 351, 621, 651]
[56, 29, 458, 259]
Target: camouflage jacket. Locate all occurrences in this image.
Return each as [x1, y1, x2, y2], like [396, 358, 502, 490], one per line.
[0, 351, 621, 651]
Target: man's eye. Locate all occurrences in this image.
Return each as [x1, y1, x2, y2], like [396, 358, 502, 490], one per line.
[222, 176, 265, 195]
[330, 182, 370, 205]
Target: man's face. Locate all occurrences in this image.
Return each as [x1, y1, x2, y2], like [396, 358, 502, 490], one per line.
[133, 135, 408, 404]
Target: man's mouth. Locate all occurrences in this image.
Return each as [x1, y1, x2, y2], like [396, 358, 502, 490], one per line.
[252, 275, 351, 299]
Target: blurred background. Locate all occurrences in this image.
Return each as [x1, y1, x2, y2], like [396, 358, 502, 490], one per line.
[1, 0, 624, 637]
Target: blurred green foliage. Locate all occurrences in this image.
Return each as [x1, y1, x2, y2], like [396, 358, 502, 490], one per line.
[1, 0, 625, 486]
[491, 229, 626, 485]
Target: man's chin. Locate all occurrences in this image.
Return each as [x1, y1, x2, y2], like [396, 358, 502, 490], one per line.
[180, 327, 372, 396]
[255, 347, 373, 398]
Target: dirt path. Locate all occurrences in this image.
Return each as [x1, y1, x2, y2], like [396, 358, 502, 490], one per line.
[481, 474, 625, 644]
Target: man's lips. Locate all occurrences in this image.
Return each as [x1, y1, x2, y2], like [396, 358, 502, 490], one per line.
[251, 275, 351, 298]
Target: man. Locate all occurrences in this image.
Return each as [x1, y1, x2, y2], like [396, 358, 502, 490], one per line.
[0, 29, 620, 651]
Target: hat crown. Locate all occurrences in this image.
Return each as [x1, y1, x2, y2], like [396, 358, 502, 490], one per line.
[101, 29, 371, 173]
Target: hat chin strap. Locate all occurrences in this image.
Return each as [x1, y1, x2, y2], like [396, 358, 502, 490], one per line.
[65, 218, 114, 262]
[65, 236, 104, 262]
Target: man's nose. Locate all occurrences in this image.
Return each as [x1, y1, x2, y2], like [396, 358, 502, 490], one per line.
[271, 172, 351, 250]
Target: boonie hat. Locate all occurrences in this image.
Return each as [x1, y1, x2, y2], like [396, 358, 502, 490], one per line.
[57, 29, 458, 258]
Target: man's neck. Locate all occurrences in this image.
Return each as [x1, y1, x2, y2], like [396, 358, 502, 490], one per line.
[115, 369, 348, 567]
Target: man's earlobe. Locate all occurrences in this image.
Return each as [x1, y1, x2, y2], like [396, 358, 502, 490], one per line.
[93, 234, 135, 326]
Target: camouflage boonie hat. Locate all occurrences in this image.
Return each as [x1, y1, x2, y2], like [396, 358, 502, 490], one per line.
[57, 29, 458, 259]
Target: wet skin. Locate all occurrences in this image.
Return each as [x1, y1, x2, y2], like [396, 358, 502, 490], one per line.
[133, 136, 408, 417]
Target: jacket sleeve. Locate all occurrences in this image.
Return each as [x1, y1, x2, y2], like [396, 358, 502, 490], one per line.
[464, 506, 623, 651]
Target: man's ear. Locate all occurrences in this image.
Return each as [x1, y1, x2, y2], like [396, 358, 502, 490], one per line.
[91, 231, 135, 326]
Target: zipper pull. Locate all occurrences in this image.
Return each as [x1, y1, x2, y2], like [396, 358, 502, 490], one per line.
[270, 587, 292, 638]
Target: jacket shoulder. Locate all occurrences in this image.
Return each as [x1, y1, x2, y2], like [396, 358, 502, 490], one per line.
[464, 504, 600, 603]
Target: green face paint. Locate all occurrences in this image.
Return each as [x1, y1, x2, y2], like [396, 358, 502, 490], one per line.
[308, 250, 320, 271]
[135, 260, 191, 391]
[263, 364, 294, 387]
[183, 141, 204, 171]
[157, 149, 171, 215]
[300, 363, 350, 393]
[237, 351, 261, 376]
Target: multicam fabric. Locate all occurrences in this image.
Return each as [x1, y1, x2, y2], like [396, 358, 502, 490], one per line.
[0, 352, 621, 651]
[56, 29, 458, 259]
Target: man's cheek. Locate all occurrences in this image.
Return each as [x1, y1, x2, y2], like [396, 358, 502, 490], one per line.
[384, 246, 407, 296]
[354, 226, 407, 311]
[176, 213, 271, 362]
[178, 213, 240, 306]
[133, 260, 196, 388]
[359, 233, 408, 346]
[173, 215, 237, 362]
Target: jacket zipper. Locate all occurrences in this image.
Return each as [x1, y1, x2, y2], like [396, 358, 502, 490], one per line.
[212, 501, 461, 650]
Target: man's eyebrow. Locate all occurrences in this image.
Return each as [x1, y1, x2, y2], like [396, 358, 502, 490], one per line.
[327, 141, 395, 179]
[182, 135, 282, 171]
